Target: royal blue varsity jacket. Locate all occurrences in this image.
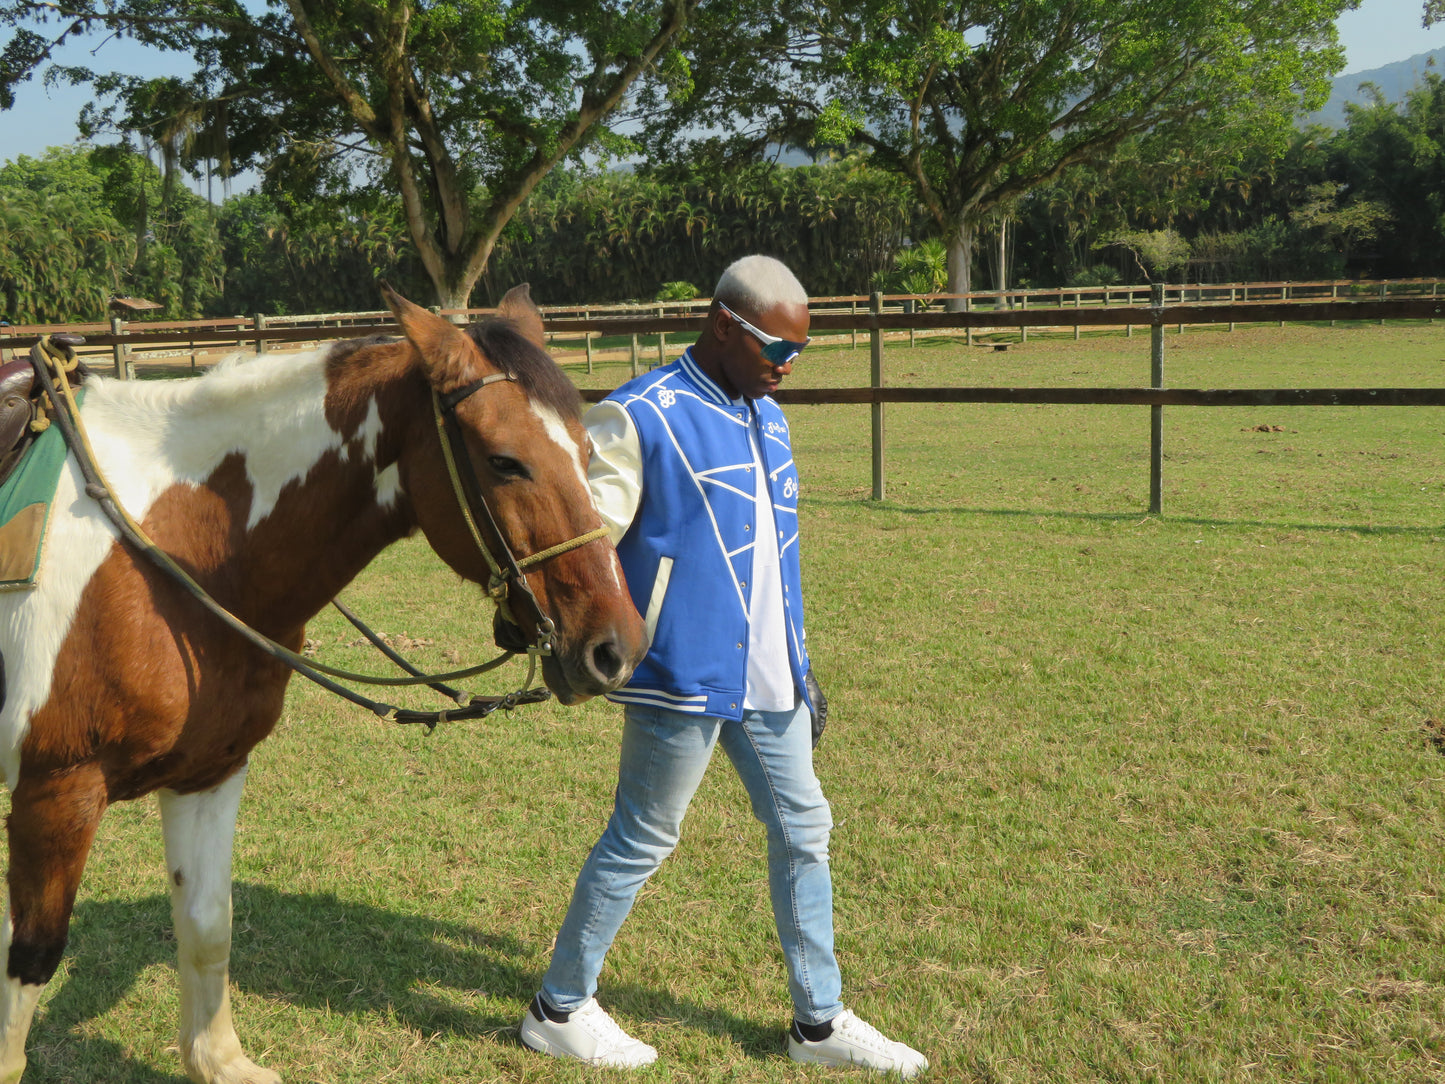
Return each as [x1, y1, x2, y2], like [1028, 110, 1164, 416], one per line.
[594, 350, 812, 721]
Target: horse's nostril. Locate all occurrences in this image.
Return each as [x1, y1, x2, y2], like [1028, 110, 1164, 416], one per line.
[591, 640, 624, 682]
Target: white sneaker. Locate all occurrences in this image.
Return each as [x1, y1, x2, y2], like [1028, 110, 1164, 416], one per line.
[787, 1009, 929, 1077]
[519, 994, 658, 1068]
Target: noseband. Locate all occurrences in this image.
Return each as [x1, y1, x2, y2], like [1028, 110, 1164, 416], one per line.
[431, 372, 609, 659]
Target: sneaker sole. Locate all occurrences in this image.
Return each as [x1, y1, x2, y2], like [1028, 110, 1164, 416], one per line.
[520, 1021, 658, 1068]
[787, 1039, 926, 1077]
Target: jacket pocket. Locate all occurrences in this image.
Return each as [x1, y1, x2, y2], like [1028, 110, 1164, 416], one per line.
[643, 555, 673, 642]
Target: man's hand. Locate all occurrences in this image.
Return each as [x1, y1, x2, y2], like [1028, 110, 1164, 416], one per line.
[804, 669, 828, 748]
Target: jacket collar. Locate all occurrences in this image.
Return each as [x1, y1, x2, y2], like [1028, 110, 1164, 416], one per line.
[677, 348, 734, 407]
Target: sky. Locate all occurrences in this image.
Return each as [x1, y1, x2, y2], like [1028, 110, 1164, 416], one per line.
[4, 0, 1445, 171]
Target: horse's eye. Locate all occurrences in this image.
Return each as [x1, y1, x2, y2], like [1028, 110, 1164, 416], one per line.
[488, 455, 529, 479]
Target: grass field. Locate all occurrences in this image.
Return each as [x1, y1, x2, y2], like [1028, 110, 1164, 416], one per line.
[13, 321, 1445, 1082]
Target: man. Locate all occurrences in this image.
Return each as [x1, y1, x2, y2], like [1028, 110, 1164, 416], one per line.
[519, 256, 928, 1077]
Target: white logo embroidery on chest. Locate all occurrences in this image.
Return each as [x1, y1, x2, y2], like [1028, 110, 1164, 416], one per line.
[657, 388, 677, 408]
[783, 477, 798, 498]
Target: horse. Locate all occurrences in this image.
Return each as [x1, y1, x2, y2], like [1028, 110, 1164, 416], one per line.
[0, 286, 648, 1084]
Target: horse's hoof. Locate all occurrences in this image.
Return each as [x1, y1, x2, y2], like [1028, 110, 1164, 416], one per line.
[186, 1054, 281, 1084]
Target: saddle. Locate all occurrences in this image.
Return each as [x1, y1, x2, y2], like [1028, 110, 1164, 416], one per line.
[0, 359, 38, 489]
[0, 342, 86, 489]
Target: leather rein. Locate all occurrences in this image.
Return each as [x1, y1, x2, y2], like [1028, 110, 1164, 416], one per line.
[28, 335, 605, 729]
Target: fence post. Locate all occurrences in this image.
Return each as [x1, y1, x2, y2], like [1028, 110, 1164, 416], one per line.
[630, 333, 639, 378]
[110, 315, 132, 379]
[1074, 290, 1081, 341]
[1020, 293, 1028, 344]
[254, 313, 267, 355]
[851, 299, 858, 349]
[1150, 282, 1164, 516]
[870, 291, 886, 501]
[964, 292, 972, 347]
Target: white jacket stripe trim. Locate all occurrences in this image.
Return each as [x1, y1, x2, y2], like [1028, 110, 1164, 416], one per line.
[608, 689, 710, 710]
[679, 353, 732, 405]
[633, 396, 750, 622]
[643, 556, 673, 642]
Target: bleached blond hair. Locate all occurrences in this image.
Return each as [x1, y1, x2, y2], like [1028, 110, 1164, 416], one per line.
[714, 255, 808, 314]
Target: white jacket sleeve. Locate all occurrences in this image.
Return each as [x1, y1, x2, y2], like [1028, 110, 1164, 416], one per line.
[584, 399, 642, 546]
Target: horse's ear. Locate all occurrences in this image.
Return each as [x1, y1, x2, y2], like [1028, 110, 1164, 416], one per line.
[383, 285, 482, 391]
[495, 283, 547, 351]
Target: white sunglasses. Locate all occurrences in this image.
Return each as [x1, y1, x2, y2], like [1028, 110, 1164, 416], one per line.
[718, 302, 810, 365]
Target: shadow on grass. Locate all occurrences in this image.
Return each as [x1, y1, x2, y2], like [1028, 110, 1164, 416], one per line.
[805, 495, 1444, 536]
[28, 885, 778, 1081]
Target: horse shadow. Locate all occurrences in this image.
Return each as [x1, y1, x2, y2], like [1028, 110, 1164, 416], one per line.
[25, 884, 780, 1081]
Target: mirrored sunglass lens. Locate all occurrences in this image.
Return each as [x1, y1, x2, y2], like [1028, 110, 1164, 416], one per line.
[761, 340, 804, 365]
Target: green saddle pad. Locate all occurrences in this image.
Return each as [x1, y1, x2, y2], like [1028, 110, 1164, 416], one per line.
[0, 389, 83, 590]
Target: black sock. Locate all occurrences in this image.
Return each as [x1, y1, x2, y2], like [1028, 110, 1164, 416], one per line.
[792, 1018, 834, 1043]
[531, 993, 572, 1024]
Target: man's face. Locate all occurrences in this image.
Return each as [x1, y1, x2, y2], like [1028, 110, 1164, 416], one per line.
[716, 301, 811, 400]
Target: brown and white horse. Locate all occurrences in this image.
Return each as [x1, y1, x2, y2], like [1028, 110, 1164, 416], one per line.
[0, 287, 646, 1083]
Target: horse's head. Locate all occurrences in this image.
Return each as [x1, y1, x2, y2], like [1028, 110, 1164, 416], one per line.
[385, 285, 647, 704]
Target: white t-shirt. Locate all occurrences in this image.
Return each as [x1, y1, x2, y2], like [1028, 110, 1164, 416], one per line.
[742, 419, 794, 711]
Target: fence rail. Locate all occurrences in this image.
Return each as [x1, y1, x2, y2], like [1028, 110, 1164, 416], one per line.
[3, 288, 1442, 515]
[3, 298, 1436, 357]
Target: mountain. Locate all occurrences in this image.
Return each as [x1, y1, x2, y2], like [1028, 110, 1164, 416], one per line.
[1304, 48, 1444, 127]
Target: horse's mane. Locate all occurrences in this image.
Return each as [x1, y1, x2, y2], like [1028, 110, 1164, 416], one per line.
[466, 318, 583, 421]
[324, 321, 580, 420]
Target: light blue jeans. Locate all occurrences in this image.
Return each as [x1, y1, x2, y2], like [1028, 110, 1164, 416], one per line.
[540, 698, 843, 1025]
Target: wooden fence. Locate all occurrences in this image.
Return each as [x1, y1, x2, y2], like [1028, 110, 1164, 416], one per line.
[3, 285, 1442, 514]
[552, 289, 1444, 512]
[3, 276, 1441, 365]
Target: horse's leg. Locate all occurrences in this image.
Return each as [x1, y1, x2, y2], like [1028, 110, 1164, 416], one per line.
[158, 766, 279, 1084]
[0, 764, 108, 1084]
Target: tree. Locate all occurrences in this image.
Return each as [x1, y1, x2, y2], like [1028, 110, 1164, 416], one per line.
[0, 145, 222, 321]
[662, 0, 1352, 308]
[216, 188, 429, 315]
[487, 156, 922, 302]
[1103, 228, 1191, 283]
[1327, 76, 1445, 277]
[1, 0, 698, 307]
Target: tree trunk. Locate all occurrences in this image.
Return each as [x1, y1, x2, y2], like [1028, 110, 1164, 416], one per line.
[437, 277, 472, 312]
[996, 218, 1008, 292]
[419, 244, 484, 311]
[945, 218, 974, 313]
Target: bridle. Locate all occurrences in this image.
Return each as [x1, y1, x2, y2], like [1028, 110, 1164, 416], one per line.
[28, 335, 606, 728]
[430, 371, 610, 660]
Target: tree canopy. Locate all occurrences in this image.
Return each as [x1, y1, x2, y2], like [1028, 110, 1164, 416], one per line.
[7, 0, 1445, 319]
[656, 0, 1354, 304]
[1, 0, 697, 306]
[0, 145, 222, 322]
